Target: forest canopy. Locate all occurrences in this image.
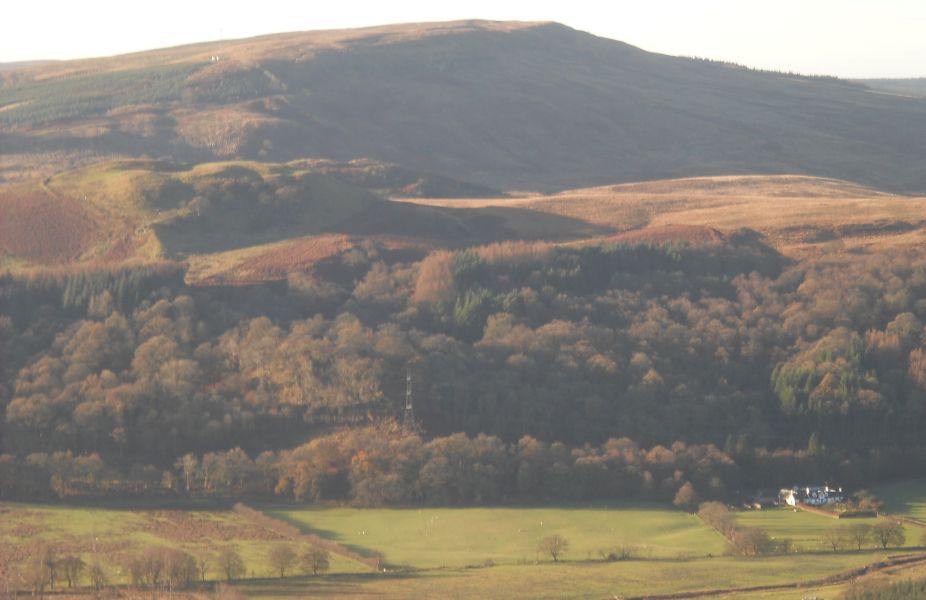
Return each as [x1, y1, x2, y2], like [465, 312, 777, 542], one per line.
[3, 238, 926, 504]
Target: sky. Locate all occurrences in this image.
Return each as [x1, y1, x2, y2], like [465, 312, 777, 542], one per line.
[2, 0, 924, 78]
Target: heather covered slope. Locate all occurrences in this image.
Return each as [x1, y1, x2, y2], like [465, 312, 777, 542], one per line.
[2, 21, 926, 192]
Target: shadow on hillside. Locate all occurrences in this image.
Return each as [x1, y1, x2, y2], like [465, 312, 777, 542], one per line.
[328, 200, 612, 246]
[265, 510, 386, 564]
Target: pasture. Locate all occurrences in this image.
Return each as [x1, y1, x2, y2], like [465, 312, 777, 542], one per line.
[734, 506, 916, 550]
[265, 504, 728, 568]
[875, 479, 926, 522]
[1, 500, 923, 598]
[232, 552, 892, 600]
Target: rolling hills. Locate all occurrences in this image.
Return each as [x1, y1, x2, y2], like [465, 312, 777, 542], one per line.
[3, 156, 923, 284]
[405, 174, 926, 256]
[0, 158, 605, 281]
[2, 19, 926, 282]
[2, 20, 926, 193]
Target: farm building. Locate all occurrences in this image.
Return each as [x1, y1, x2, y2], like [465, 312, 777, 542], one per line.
[744, 489, 781, 509]
[779, 485, 845, 507]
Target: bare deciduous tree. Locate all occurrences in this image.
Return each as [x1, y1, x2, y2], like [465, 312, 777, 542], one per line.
[538, 534, 569, 562]
[821, 527, 847, 552]
[873, 521, 905, 549]
[302, 548, 330, 576]
[196, 552, 212, 583]
[217, 547, 246, 581]
[59, 556, 85, 588]
[847, 523, 873, 550]
[267, 545, 297, 578]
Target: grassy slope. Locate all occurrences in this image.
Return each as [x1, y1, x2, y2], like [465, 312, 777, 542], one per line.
[0, 502, 367, 582]
[3, 22, 926, 193]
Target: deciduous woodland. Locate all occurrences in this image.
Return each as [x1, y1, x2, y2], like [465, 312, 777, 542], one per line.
[3, 238, 926, 505]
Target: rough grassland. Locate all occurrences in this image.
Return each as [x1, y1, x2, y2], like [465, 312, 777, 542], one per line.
[0, 502, 367, 583]
[6, 166, 924, 283]
[401, 175, 926, 258]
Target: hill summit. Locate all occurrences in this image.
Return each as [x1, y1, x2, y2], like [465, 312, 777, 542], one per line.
[2, 20, 926, 192]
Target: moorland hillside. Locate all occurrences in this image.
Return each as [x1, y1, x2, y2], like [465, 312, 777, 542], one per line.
[2, 21, 926, 192]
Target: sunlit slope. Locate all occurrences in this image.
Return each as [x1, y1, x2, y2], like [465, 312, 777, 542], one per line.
[4, 166, 924, 280]
[3, 21, 926, 192]
[402, 175, 926, 257]
[0, 158, 604, 278]
[0, 159, 377, 267]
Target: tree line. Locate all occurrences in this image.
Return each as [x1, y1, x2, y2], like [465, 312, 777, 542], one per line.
[4, 425, 924, 507]
[698, 502, 914, 557]
[14, 542, 330, 596]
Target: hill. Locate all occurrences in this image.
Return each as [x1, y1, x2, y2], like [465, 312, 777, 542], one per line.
[402, 175, 926, 257]
[2, 21, 926, 192]
[3, 160, 924, 281]
[0, 158, 603, 280]
[860, 78, 926, 99]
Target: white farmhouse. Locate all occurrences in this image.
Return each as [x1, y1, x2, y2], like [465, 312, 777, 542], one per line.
[779, 485, 845, 507]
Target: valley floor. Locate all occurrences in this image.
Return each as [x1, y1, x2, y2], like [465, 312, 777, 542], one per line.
[3, 482, 926, 599]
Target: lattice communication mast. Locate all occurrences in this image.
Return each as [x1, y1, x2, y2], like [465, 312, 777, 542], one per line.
[402, 369, 420, 434]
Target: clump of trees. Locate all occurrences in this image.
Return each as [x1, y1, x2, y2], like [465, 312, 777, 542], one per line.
[598, 544, 638, 561]
[257, 544, 331, 577]
[8, 540, 334, 596]
[698, 502, 736, 539]
[700, 500, 910, 557]
[697, 502, 791, 557]
[125, 547, 197, 591]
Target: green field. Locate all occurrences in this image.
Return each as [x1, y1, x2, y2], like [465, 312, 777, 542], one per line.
[876, 479, 926, 522]
[734, 506, 916, 550]
[233, 552, 890, 600]
[265, 504, 728, 568]
[3, 500, 925, 598]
